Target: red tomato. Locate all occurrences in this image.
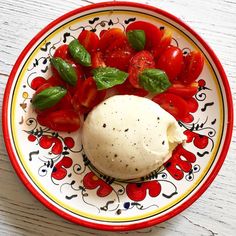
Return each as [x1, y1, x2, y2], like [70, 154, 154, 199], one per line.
[105, 48, 134, 71]
[152, 93, 188, 120]
[128, 50, 155, 88]
[53, 44, 71, 61]
[156, 46, 183, 82]
[47, 74, 66, 87]
[152, 28, 172, 59]
[115, 79, 148, 97]
[98, 28, 127, 52]
[99, 29, 107, 38]
[126, 21, 162, 50]
[72, 77, 106, 111]
[91, 51, 106, 68]
[166, 81, 198, 98]
[35, 83, 52, 95]
[186, 97, 199, 113]
[37, 109, 80, 132]
[78, 30, 99, 53]
[178, 50, 204, 84]
[31, 77, 47, 90]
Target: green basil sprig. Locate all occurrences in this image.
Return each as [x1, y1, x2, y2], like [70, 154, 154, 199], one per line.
[139, 69, 171, 93]
[92, 67, 128, 90]
[51, 57, 77, 86]
[32, 86, 67, 110]
[127, 30, 146, 51]
[69, 39, 91, 67]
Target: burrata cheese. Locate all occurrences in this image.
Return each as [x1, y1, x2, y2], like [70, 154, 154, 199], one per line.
[82, 95, 186, 180]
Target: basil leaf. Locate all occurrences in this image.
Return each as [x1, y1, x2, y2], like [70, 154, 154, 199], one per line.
[69, 39, 91, 67]
[139, 69, 171, 93]
[51, 57, 77, 86]
[32, 86, 67, 110]
[127, 30, 146, 51]
[92, 67, 128, 90]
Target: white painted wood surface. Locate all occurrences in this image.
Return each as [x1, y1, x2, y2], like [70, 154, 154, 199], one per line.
[0, 0, 236, 235]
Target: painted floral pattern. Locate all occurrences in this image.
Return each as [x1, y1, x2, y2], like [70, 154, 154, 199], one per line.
[16, 14, 219, 218]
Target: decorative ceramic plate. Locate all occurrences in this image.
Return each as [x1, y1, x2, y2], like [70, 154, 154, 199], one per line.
[2, 1, 233, 231]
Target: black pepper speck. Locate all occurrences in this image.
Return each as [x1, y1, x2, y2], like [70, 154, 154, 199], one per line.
[114, 154, 117, 157]
[103, 123, 106, 128]
[135, 168, 138, 171]
[124, 128, 129, 132]
[162, 140, 165, 145]
[157, 117, 160, 120]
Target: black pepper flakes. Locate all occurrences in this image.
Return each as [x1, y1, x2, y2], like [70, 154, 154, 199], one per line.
[103, 123, 106, 128]
[114, 154, 118, 157]
[135, 168, 138, 171]
[124, 128, 129, 132]
[162, 140, 165, 145]
[157, 117, 160, 120]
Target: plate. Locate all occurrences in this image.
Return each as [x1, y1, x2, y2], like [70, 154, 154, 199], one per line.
[2, 1, 233, 231]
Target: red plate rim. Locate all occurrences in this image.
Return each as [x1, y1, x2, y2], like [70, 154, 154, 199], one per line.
[2, 1, 234, 231]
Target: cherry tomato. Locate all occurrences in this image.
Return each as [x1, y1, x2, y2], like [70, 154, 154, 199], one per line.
[152, 28, 172, 59]
[128, 50, 155, 88]
[178, 50, 204, 84]
[91, 51, 106, 68]
[72, 77, 106, 110]
[37, 109, 80, 132]
[105, 48, 134, 71]
[35, 83, 52, 95]
[31, 77, 47, 90]
[78, 30, 99, 54]
[53, 44, 71, 61]
[115, 79, 148, 97]
[99, 29, 107, 38]
[47, 74, 66, 87]
[156, 46, 183, 82]
[126, 21, 162, 50]
[98, 28, 127, 52]
[152, 92, 188, 120]
[186, 97, 199, 113]
[166, 81, 198, 98]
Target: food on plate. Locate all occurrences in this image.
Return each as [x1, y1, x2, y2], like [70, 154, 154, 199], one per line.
[30, 20, 205, 179]
[82, 95, 186, 179]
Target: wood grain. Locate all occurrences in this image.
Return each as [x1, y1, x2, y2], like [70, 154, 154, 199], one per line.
[0, 0, 236, 235]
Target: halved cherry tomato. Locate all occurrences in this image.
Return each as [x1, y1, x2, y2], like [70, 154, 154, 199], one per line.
[53, 44, 71, 61]
[99, 29, 107, 38]
[105, 48, 134, 71]
[152, 92, 188, 120]
[128, 50, 155, 88]
[156, 46, 183, 82]
[98, 28, 127, 52]
[152, 28, 172, 59]
[31, 77, 47, 90]
[178, 50, 204, 84]
[91, 51, 106, 68]
[115, 79, 148, 97]
[78, 30, 99, 54]
[166, 81, 198, 98]
[35, 83, 52, 95]
[37, 109, 80, 132]
[186, 97, 199, 113]
[126, 21, 162, 50]
[47, 74, 66, 87]
[72, 77, 106, 111]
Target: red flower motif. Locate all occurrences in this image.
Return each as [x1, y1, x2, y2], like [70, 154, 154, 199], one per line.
[39, 135, 63, 155]
[164, 144, 196, 180]
[184, 130, 209, 149]
[83, 172, 113, 197]
[51, 156, 73, 180]
[126, 181, 161, 201]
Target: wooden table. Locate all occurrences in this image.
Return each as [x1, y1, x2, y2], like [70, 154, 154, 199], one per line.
[0, 0, 235, 235]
